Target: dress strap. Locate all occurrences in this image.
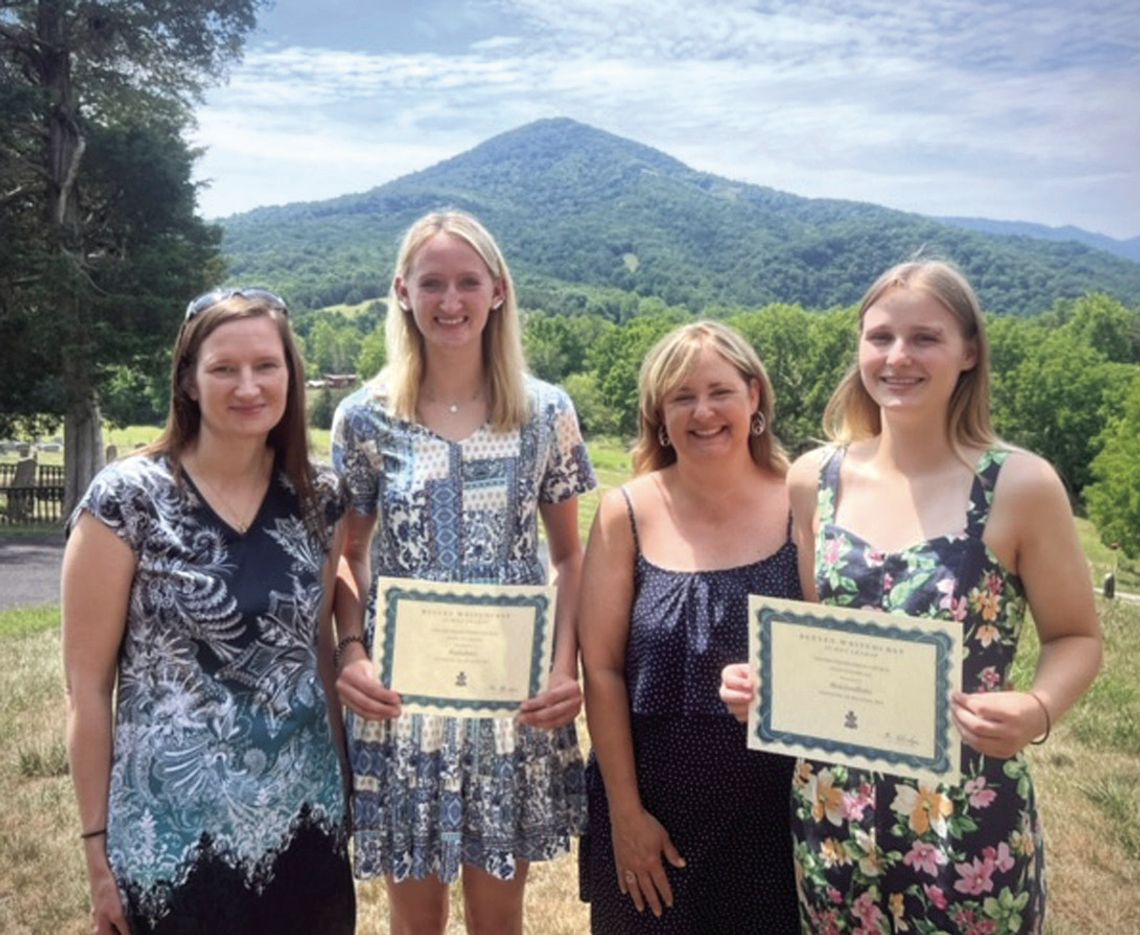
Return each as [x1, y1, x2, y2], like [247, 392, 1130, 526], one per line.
[618, 486, 642, 555]
[964, 447, 1012, 536]
[816, 446, 845, 527]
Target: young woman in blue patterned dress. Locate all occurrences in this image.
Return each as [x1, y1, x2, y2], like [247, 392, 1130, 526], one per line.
[62, 290, 354, 933]
[722, 260, 1101, 933]
[331, 211, 596, 933]
[579, 322, 800, 933]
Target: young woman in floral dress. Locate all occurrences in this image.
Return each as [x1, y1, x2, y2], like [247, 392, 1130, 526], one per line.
[722, 260, 1101, 934]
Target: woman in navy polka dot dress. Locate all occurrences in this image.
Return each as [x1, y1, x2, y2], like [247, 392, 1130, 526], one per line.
[578, 321, 801, 933]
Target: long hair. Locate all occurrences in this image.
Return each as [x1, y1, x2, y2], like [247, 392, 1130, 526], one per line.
[143, 295, 326, 542]
[631, 320, 789, 476]
[377, 210, 529, 430]
[823, 259, 997, 458]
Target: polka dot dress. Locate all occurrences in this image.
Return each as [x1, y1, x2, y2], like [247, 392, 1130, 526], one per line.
[579, 489, 801, 934]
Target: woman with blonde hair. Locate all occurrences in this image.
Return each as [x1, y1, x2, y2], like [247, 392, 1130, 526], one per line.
[332, 210, 595, 933]
[63, 289, 354, 933]
[722, 259, 1101, 932]
[579, 321, 801, 933]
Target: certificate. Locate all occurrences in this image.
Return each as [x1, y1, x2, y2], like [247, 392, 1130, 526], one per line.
[747, 596, 962, 783]
[374, 577, 556, 717]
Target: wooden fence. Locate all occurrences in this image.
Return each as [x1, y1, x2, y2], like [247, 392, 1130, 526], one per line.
[0, 463, 66, 525]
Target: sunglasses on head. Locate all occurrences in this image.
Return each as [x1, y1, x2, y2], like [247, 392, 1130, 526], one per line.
[184, 287, 289, 321]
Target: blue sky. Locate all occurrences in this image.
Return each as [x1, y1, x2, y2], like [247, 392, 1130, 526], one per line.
[192, 0, 1140, 239]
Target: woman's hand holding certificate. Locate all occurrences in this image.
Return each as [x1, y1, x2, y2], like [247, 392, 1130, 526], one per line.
[517, 669, 583, 729]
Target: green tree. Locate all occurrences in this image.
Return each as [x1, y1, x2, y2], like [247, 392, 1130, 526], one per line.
[522, 310, 614, 383]
[1060, 293, 1140, 364]
[998, 333, 1135, 494]
[308, 317, 363, 375]
[564, 372, 620, 437]
[100, 362, 166, 429]
[728, 304, 856, 453]
[1085, 375, 1140, 557]
[308, 386, 353, 431]
[356, 328, 387, 381]
[588, 309, 689, 437]
[0, 0, 263, 509]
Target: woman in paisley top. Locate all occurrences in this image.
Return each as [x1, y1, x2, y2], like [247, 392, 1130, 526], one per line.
[723, 260, 1101, 933]
[62, 290, 354, 934]
[331, 211, 595, 934]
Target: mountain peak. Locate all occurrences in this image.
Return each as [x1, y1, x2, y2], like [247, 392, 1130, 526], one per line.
[412, 116, 695, 186]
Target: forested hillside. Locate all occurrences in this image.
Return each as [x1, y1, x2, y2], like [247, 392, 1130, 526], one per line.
[939, 217, 1140, 263]
[221, 118, 1140, 317]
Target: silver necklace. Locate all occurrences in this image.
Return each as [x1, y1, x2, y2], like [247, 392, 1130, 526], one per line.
[423, 387, 483, 415]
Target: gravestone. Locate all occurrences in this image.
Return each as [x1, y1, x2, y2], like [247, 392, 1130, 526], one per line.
[7, 457, 37, 521]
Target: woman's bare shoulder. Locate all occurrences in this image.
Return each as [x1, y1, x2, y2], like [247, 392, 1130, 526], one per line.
[788, 446, 831, 494]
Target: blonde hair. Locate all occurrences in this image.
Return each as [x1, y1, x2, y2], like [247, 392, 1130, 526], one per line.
[632, 321, 789, 476]
[823, 259, 996, 456]
[377, 211, 529, 430]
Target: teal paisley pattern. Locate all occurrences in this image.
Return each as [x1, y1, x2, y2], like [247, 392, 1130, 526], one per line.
[794, 448, 1046, 935]
[72, 455, 350, 928]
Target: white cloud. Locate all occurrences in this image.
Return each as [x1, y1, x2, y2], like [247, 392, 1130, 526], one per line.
[192, 0, 1140, 237]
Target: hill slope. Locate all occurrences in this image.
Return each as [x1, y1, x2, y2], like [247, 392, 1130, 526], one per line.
[939, 217, 1140, 263]
[222, 118, 1140, 316]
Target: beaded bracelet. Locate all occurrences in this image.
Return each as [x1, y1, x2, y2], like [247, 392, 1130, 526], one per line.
[334, 634, 367, 671]
[1028, 690, 1052, 745]
[80, 828, 107, 840]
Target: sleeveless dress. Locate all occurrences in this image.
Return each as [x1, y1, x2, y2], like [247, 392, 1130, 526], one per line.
[579, 488, 802, 934]
[793, 447, 1046, 934]
[332, 376, 595, 883]
[72, 455, 354, 933]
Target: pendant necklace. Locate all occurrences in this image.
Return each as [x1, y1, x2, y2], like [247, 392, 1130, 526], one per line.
[423, 385, 484, 415]
[188, 452, 271, 534]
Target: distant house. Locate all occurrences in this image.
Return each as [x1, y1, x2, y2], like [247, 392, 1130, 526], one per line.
[305, 373, 360, 390]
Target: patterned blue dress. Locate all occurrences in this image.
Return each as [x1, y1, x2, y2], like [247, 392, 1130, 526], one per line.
[72, 454, 353, 933]
[332, 376, 597, 882]
[578, 489, 802, 933]
[793, 447, 1046, 935]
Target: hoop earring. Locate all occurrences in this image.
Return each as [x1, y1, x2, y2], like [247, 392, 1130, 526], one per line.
[750, 411, 766, 437]
[657, 424, 671, 448]
[491, 299, 503, 311]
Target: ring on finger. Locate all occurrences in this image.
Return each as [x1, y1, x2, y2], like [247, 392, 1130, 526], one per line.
[624, 869, 636, 884]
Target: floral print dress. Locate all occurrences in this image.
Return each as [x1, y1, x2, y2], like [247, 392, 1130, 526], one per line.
[332, 376, 596, 883]
[793, 447, 1046, 935]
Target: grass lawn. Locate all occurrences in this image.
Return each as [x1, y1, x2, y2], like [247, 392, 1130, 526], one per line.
[1077, 517, 1140, 593]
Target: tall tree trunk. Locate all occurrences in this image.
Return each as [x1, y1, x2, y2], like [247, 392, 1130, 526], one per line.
[37, 0, 103, 509]
[63, 383, 104, 515]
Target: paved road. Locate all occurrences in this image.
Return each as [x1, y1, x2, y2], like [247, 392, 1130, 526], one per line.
[0, 531, 1136, 611]
[0, 533, 65, 611]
